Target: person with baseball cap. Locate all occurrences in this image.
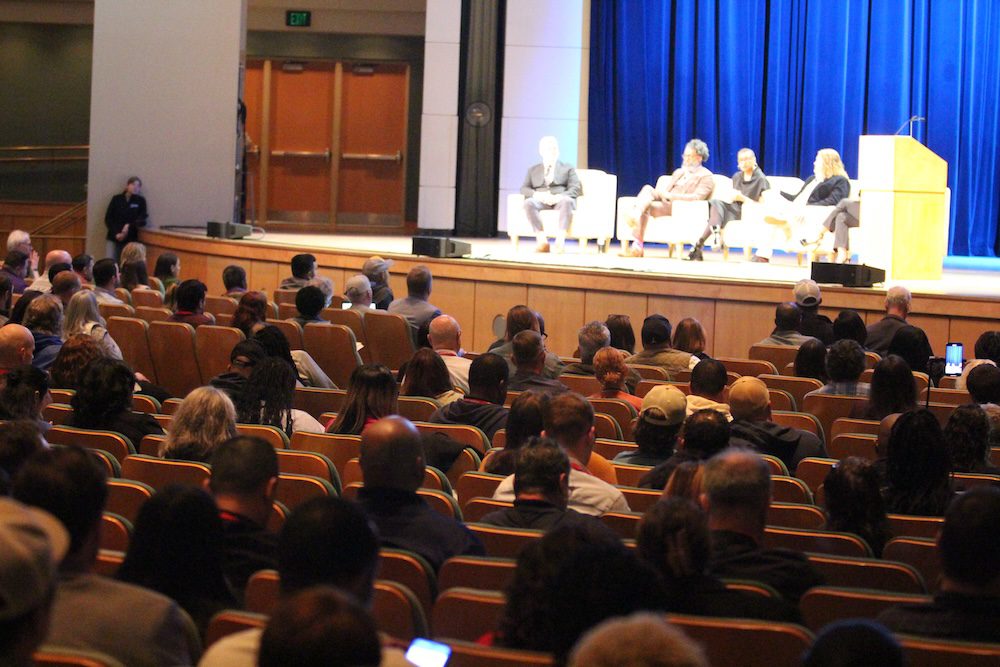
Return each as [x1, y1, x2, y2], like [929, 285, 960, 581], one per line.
[361, 256, 394, 310]
[728, 376, 825, 473]
[793, 279, 834, 344]
[625, 315, 696, 380]
[615, 384, 687, 466]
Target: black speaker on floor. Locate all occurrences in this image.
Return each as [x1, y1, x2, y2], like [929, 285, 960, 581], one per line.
[811, 262, 886, 287]
[412, 236, 471, 258]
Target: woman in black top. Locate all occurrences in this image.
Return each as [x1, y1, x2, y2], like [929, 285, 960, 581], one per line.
[69, 357, 164, 448]
[104, 176, 148, 259]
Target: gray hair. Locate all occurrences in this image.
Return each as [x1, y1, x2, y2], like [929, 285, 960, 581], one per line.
[23, 294, 63, 336]
[63, 289, 105, 338]
[577, 321, 611, 364]
[885, 285, 912, 312]
[703, 448, 771, 513]
[307, 276, 335, 307]
[737, 147, 757, 162]
[685, 138, 710, 162]
[344, 274, 372, 302]
[6, 230, 30, 252]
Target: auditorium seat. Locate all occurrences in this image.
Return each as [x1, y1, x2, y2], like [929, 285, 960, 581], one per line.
[446, 447, 483, 488]
[508, 168, 617, 252]
[763, 526, 872, 558]
[611, 463, 652, 487]
[131, 394, 161, 414]
[148, 321, 203, 397]
[616, 486, 661, 513]
[277, 302, 297, 320]
[600, 511, 643, 539]
[760, 375, 823, 413]
[415, 423, 490, 455]
[272, 288, 298, 305]
[244, 569, 280, 614]
[800, 586, 932, 632]
[432, 588, 506, 642]
[899, 635, 1000, 666]
[770, 475, 814, 504]
[438, 556, 516, 595]
[592, 412, 622, 440]
[466, 524, 543, 558]
[373, 579, 428, 641]
[236, 423, 289, 449]
[99, 302, 135, 320]
[273, 473, 336, 510]
[953, 471, 1000, 491]
[417, 488, 464, 521]
[42, 403, 72, 425]
[444, 639, 553, 667]
[107, 317, 157, 383]
[203, 610, 268, 650]
[667, 613, 814, 667]
[397, 395, 442, 422]
[883, 537, 942, 591]
[748, 344, 800, 372]
[919, 387, 972, 405]
[99, 512, 132, 553]
[767, 502, 826, 530]
[364, 310, 415, 370]
[130, 288, 163, 308]
[829, 432, 879, 460]
[275, 449, 341, 493]
[588, 398, 637, 440]
[628, 364, 668, 380]
[269, 319, 303, 350]
[795, 457, 838, 496]
[767, 388, 796, 411]
[830, 417, 880, 439]
[802, 394, 869, 444]
[33, 647, 130, 667]
[303, 323, 361, 388]
[204, 295, 238, 316]
[161, 397, 184, 414]
[292, 387, 347, 420]
[194, 325, 245, 381]
[289, 431, 360, 479]
[888, 513, 944, 540]
[771, 410, 824, 442]
[120, 454, 210, 491]
[806, 553, 926, 593]
[558, 374, 602, 395]
[378, 549, 437, 620]
[84, 449, 121, 478]
[106, 479, 154, 524]
[134, 306, 171, 323]
[462, 498, 514, 523]
[92, 549, 125, 578]
[456, 472, 506, 507]
[592, 438, 637, 460]
[715, 357, 777, 377]
[762, 454, 789, 476]
[47, 426, 135, 466]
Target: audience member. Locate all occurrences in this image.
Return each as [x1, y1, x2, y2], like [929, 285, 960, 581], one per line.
[71, 253, 93, 285]
[0, 274, 11, 324]
[824, 456, 891, 557]
[492, 305, 565, 379]
[878, 487, 1000, 642]
[861, 355, 917, 420]
[0, 420, 45, 494]
[564, 321, 641, 393]
[483, 390, 546, 475]
[119, 242, 150, 292]
[883, 409, 953, 515]
[0, 496, 69, 667]
[388, 265, 441, 343]
[209, 339, 267, 405]
[639, 409, 731, 489]
[626, 314, 695, 379]
[729, 376, 824, 472]
[0, 324, 34, 379]
[231, 290, 268, 337]
[704, 448, 824, 602]
[236, 357, 324, 435]
[495, 393, 629, 515]
[429, 352, 508, 441]
[672, 317, 711, 361]
[119, 242, 146, 269]
[292, 285, 327, 327]
[49, 270, 81, 307]
[793, 279, 834, 344]
[833, 309, 868, 347]
[955, 331, 1000, 390]
[614, 384, 686, 466]
[343, 274, 373, 314]
[496, 522, 665, 661]
[802, 620, 904, 667]
[49, 335, 104, 390]
[160, 386, 238, 462]
[686, 359, 731, 418]
[199, 496, 411, 666]
[5, 230, 38, 279]
[91, 258, 124, 305]
[1, 251, 29, 294]
[279, 253, 316, 290]
[255, 324, 334, 389]
[63, 289, 122, 359]
[794, 338, 828, 383]
[507, 330, 568, 394]
[568, 613, 708, 667]
[0, 366, 50, 432]
[117, 485, 236, 638]
[68, 358, 163, 445]
[756, 302, 817, 347]
[866, 285, 913, 356]
[589, 347, 642, 409]
[357, 416, 483, 570]
[222, 264, 247, 298]
[29, 249, 72, 293]
[638, 497, 799, 621]
[400, 348, 462, 405]
[361, 256, 394, 310]
[663, 460, 705, 501]
[887, 324, 934, 376]
[427, 314, 470, 392]
[12, 447, 200, 665]
[7, 291, 40, 326]
[327, 364, 398, 435]
[168, 279, 213, 328]
[808, 338, 869, 397]
[22, 295, 63, 371]
[605, 313, 636, 354]
[944, 404, 1000, 474]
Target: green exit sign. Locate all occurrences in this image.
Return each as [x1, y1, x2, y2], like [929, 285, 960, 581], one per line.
[285, 10, 311, 27]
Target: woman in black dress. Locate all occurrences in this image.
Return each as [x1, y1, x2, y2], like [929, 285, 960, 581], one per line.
[105, 176, 148, 260]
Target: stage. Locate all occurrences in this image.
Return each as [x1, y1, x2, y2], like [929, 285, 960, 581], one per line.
[143, 228, 1000, 361]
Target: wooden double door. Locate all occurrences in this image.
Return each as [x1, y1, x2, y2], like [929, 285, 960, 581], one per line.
[243, 59, 408, 229]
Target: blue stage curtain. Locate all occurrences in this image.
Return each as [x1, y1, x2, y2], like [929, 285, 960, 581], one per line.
[589, 0, 1000, 256]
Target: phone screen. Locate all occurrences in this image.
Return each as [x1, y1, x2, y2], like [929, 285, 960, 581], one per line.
[945, 343, 963, 376]
[405, 638, 452, 667]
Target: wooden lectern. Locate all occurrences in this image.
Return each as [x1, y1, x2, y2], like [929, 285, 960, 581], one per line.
[857, 136, 948, 281]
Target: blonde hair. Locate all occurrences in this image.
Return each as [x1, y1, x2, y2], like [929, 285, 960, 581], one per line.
[593, 347, 628, 391]
[119, 242, 147, 266]
[815, 148, 848, 180]
[160, 387, 238, 462]
[63, 289, 105, 339]
[569, 612, 708, 667]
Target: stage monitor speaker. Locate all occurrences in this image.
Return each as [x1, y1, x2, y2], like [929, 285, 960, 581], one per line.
[811, 262, 886, 288]
[206, 221, 251, 239]
[412, 236, 471, 258]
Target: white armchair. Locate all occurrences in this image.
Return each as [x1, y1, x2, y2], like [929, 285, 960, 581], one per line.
[506, 169, 617, 252]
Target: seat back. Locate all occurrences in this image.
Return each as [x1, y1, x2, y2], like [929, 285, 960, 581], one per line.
[236, 423, 289, 449]
[33, 647, 129, 667]
[455, 472, 507, 506]
[398, 395, 442, 422]
[414, 422, 490, 455]
[277, 303, 297, 320]
[131, 394, 161, 414]
[883, 537, 942, 591]
[759, 374, 823, 412]
[748, 345, 801, 371]
[47, 426, 135, 465]
[417, 488, 463, 520]
[106, 479, 154, 524]
[593, 438, 637, 460]
[204, 295, 238, 316]
[771, 410, 824, 441]
[802, 394, 869, 446]
[303, 323, 362, 388]
[830, 417, 880, 439]
[806, 553, 926, 593]
[919, 387, 973, 405]
[289, 431, 360, 479]
[130, 288, 163, 308]
[558, 374, 602, 395]
[432, 588, 506, 642]
[372, 579, 428, 641]
[716, 356, 777, 377]
[438, 556, 516, 594]
[194, 325, 245, 381]
[107, 317, 157, 383]
[600, 511, 643, 539]
[364, 310, 415, 370]
[324, 308, 371, 362]
[446, 447, 484, 488]
[466, 523, 544, 558]
[274, 473, 335, 510]
[770, 476, 814, 504]
[203, 610, 268, 650]
[43, 403, 73, 426]
[592, 412, 622, 440]
[611, 463, 652, 488]
[763, 526, 872, 557]
[444, 640, 554, 667]
[767, 502, 826, 530]
[589, 398, 638, 440]
[888, 513, 944, 540]
[829, 433, 878, 460]
[667, 614, 814, 667]
[800, 586, 932, 632]
[244, 569, 281, 614]
[272, 288, 298, 305]
[768, 388, 796, 411]
[462, 497, 514, 523]
[900, 635, 1000, 667]
[120, 454, 211, 491]
[292, 387, 347, 420]
[269, 319, 304, 350]
[275, 449, 341, 493]
[98, 302, 135, 320]
[795, 457, 838, 496]
[134, 306, 172, 323]
[378, 549, 437, 620]
[148, 321, 202, 397]
[99, 513, 132, 552]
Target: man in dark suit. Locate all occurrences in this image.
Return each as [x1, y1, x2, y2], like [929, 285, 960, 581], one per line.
[520, 136, 582, 253]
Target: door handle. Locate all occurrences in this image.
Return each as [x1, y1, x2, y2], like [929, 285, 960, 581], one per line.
[270, 148, 331, 161]
[341, 150, 402, 163]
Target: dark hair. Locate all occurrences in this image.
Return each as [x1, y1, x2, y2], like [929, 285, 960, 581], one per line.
[153, 252, 179, 280]
[680, 409, 731, 458]
[401, 348, 453, 398]
[825, 339, 865, 382]
[49, 336, 106, 390]
[47, 262, 72, 283]
[229, 338, 266, 367]
[328, 365, 398, 435]
[406, 265, 432, 297]
[0, 365, 49, 421]
[637, 497, 710, 583]
[278, 497, 379, 599]
[485, 391, 548, 475]
[824, 457, 891, 557]
[119, 261, 148, 291]
[258, 587, 382, 667]
[833, 310, 868, 347]
[966, 363, 1000, 404]
[0, 420, 44, 495]
[70, 358, 135, 428]
[505, 305, 538, 340]
[4, 250, 27, 270]
[71, 253, 93, 274]
[232, 291, 269, 337]
[866, 355, 916, 421]
[633, 417, 681, 459]
[12, 446, 107, 557]
[887, 325, 933, 375]
[468, 352, 509, 401]
[672, 318, 707, 355]
[236, 357, 298, 436]
[290, 254, 316, 279]
[295, 286, 326, 320]
[544, 392, 594, 445]
[174, 279, 207, 312]
[795, 338, 828, 383]
[0, 273, 11, 316]
[943, 404, 992, 473]
[222, 264, 247, 291]
[498, 522, 664, 662]
[117, 485, 235, 633]
[92, 258, 118, 287]
[7, 290, 40, 325]
[802, 620, 903, 667]
[513, 437, 568, 497]
[774, 302, 801, 330]
[690, 359, 726, 395]
[210, 435, 278, 495]
[605, 314, 635, 354]
[938, 487, 1000, 588]
[254, 324, 296, 369]
[884, 409, 952, 516]
[512, 330, 544, 366]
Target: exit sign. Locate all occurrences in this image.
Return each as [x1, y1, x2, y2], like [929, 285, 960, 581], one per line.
[285, 10, 311, 27]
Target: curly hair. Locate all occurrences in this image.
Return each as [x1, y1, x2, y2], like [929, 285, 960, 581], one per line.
[824, 457, 891, 557]
[236, 357, 297, 436]
[70, 358, 135, 429]
[593, 347, 628, 392]
[944, 403, 992, 473]
[0, 365, 49, 421]
[50, 334, 107, 390]
[885, 409, 953, 516]
[232, 291, 269, 337]
[328, 365, 398, 435]
[825, 339, 865, 382]
[161, 387, 238, 462]
[814, 148, 848, 180]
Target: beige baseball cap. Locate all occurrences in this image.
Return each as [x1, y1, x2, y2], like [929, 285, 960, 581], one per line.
[640, 384, 687, 426]
[0, 498, 69, 621]
[728, 376, 771, 418]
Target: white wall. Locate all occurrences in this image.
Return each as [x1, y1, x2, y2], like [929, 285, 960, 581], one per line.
[86, 0, 247, 255]
[497, 0, 590, 232]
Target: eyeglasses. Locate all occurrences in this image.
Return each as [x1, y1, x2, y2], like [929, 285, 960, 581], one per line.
[231, 358, 256, 369]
